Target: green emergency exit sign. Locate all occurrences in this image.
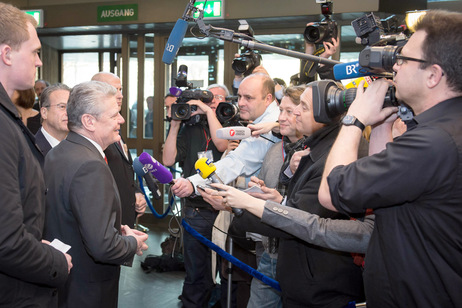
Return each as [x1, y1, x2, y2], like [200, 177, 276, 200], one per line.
[193, 0, 223, 19]
[24, 10, 44, 28]
[97, 4, 138, 22]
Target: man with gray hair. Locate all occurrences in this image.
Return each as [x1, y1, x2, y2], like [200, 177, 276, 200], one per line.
[91, 72, 147, 228]
[43, 80, 149, 308]
[0, 3, 71, 306]
[35, 83, 70, 156]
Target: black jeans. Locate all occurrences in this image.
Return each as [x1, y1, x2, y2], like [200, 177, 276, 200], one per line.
[181, 207, 218, 308]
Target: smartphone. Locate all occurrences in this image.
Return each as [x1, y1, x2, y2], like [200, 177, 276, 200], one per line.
[197, 184, 214, 191]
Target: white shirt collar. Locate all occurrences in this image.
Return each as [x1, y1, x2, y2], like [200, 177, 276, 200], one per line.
[40, 127, 61, 148]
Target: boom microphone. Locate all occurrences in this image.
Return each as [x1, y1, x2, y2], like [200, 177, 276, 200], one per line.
[195, 157, 243, 217]
[162, 19, 189, 65]
[133, 158, 161, 199]
[216, 127, 251, 140]
[138, 152, 174, 184]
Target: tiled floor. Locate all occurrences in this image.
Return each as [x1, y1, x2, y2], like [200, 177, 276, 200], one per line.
[118, 224, 185, 308]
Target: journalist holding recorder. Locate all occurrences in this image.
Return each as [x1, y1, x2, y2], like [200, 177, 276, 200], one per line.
[317, 10, 462, 307]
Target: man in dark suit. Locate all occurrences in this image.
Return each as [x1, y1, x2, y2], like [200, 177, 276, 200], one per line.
[91, 72, 146, 228]
[0, 3, 72, 307]
[35, 83, 70, 156]
[44, 80, 149, 308]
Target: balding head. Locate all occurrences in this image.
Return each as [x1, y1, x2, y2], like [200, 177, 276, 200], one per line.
[91, 72, 123, 109]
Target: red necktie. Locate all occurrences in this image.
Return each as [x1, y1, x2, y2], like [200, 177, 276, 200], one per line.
[104, 156, 108, 164]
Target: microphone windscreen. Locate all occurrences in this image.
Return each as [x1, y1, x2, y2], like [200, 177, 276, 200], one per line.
[162, 19, 188, 65]
[139, 152, 173, 184]
[170, 87, 182, 97]
[216, 127, 251, 140]
[195, 157, 216, 179]
[133, 157, 148, 177]
[333, 61, 372, 80]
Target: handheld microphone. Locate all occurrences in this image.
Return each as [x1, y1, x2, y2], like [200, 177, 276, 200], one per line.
[133, 158, 161, 199]
[162, 19, 189, 65]
[216, 127, 251, 140]
[194, 157, 243, 217]
[333, 61, 374, 80]
[138, 152, 174, 184]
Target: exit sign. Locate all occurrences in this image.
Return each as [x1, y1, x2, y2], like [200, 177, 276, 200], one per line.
[193, 0, 223, 19]
[24, 10, 44, 28]
[97, 4, 138, 22]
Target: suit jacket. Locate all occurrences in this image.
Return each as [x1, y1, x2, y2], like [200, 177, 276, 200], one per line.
[35, 128, 53, 156]
[104, 139, 139, 228]
[0, 83, 68, 307]
[43, 132, 137, 308]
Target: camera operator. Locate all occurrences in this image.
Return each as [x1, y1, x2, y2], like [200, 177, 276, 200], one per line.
[319, 10, 462, 307]
[298, 22, 339, 85]
[162, 84, 229, 308]
[202, 83, 369, 307]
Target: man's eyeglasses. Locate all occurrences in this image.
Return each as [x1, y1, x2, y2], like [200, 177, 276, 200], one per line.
[214, 95, 225, 101]
[46, 103, 67, 111]
[395, 47, 428, 66]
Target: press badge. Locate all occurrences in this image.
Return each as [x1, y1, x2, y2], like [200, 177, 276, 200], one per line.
[197, 150, 213, 161]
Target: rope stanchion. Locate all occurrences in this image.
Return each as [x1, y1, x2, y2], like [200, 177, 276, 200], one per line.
[138, 175, 172, 219]
[181, 220, 281, 292]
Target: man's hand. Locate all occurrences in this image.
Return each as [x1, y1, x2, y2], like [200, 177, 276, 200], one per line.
[347, 79, 398, 127]
[188, 99, 212, 116]
[290, 148, 311, 174]
[171, 178, 194, 198]
[43, 239, 73, 273]
[122, 225, 149, 256]
[248, 122, 279, 138]
[135, 192, 147, 216]
[320, 37, 339, 59]
[64, 253, 73, 274]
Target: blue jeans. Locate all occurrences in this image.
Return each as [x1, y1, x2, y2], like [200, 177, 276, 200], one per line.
[181, 207, 218, 308]
[247, 251, 282, 308]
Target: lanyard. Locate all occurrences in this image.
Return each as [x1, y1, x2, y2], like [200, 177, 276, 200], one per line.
[203, 128, 211, 152]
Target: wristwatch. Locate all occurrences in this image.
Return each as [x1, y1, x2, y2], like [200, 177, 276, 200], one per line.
[342, 115, 365, 131]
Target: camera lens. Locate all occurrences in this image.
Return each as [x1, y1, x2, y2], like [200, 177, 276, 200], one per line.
[175, 105, 189, 119]
[232, 58, 249, 74]
[304, 25, 322, 43]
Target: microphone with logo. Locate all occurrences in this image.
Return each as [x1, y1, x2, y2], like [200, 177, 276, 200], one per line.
[133, 157, 161, 200]
[195, 157, 243, 217]
[162, 1, 197, 65]
[216, 127, 251, 140]
[138, 152, 174, 185]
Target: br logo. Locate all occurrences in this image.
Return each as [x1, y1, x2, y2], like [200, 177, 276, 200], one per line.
[229, 129, 235, 137]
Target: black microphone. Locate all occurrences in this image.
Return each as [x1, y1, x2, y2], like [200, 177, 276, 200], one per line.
[195, 157, 243, 217]
[133, 158, 161, 200]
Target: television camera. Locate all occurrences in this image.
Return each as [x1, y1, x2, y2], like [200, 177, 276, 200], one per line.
[215, 96, 240, 126]
[314, 12, 415, 123]
[170, 65, 214, 125]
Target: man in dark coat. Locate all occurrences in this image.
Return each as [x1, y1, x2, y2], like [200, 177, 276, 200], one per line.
[43, 80, 149, 308]
[0, 3, 71, 307]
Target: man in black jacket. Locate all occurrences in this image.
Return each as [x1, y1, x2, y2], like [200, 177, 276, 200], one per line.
[0, 3, 71, 307]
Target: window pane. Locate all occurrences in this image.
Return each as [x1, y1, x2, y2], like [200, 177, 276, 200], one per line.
[62, 53, 99, 87]
[144, 34, 155, 139]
